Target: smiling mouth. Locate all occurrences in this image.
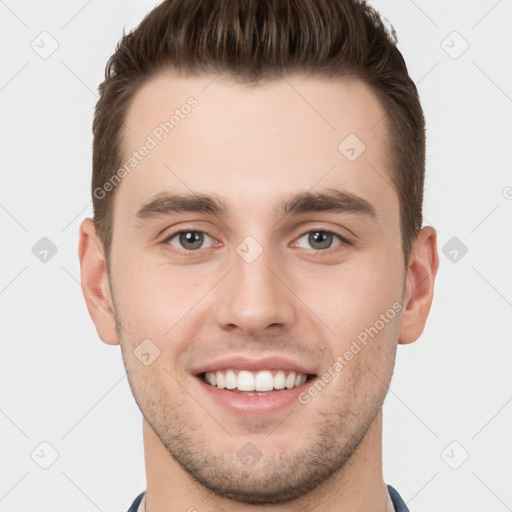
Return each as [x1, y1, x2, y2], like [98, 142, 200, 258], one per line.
[198, 369, 316, 395]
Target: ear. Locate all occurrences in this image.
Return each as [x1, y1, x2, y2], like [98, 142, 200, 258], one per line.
[78, 218, 119, 345]
[399, 226, 439, 345]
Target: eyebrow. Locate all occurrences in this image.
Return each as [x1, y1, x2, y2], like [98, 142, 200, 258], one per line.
[134, 188, 377, 223]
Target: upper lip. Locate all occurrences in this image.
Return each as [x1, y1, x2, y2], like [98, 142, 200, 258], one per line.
[191, 355, 318, 376]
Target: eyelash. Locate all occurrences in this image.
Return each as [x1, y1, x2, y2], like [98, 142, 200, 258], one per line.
[160, 228, 351, 256]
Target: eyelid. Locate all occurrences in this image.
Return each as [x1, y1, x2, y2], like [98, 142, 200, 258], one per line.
[160, 226, 351, 257]
[161, 229, 218, 253]
[292, 228, 351, 250]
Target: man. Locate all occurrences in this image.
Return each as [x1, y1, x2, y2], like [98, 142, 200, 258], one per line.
[78, 0, 439, 510]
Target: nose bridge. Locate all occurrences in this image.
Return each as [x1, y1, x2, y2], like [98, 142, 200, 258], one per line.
[214, 240, 295, 334]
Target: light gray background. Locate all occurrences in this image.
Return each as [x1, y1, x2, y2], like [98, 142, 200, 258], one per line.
[1, 0, 511, 511]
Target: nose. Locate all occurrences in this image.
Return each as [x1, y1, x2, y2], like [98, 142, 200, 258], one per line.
[213, 247, 296, 336]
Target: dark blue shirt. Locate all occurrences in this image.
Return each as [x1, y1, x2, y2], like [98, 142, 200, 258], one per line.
[388, 484, 410, 511]
[127, 484, 409, 511]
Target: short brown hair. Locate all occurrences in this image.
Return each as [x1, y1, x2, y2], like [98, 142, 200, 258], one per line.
[92, 0, 425, 267]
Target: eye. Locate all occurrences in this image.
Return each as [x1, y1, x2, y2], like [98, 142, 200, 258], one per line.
[295, 230, 347, 251]
[165, 230, 215, 251]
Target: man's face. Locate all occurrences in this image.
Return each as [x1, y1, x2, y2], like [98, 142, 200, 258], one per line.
[109, 72, 406, 503]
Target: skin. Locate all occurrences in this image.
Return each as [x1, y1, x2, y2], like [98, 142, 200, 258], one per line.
[79, 70, 439, 512]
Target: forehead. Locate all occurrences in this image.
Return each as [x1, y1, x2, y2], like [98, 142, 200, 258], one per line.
[116, 70, 395, 223]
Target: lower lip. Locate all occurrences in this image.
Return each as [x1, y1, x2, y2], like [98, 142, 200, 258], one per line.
[194, 376, 314, 416]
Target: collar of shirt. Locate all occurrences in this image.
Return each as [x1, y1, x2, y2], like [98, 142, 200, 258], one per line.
[137, 493, 145, 512]
[386, 485, 396, 512]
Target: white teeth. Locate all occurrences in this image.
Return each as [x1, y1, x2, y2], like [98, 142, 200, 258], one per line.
[225, 369, 237, 389]
[295, 373, 307, 387]
[237, 370, 255, 391]
[274, 370, 286, 389]
[203, 369, 310, 392]
[254, 370, 274, 392]
[285, 372, 296, 389]
[216, 371, 225, 389]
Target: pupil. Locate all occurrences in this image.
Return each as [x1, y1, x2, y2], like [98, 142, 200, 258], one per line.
[180, 231, 203, 250]
[309, 231, 332, 250]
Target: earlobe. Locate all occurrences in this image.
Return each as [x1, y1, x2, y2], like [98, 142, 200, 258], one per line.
[398, 226, 439, 345]
[78, 218, 120, 346]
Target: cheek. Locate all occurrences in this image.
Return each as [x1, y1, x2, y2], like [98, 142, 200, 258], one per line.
[111, 255, 171, 337]
[293, 256, 403, 354]
[111, 254, 212, 354]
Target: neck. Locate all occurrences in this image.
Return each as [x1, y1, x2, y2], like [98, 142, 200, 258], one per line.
[142, 410, 388, 512]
